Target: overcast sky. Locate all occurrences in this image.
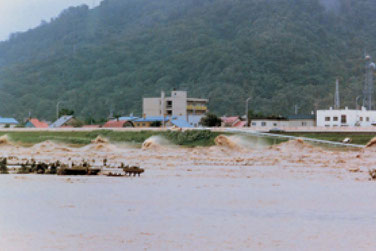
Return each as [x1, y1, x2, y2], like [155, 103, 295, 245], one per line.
[0, 0, 100, 41]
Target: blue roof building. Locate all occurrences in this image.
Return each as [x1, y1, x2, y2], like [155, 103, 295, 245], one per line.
[134, 116, 170, 123]
[170, 117, 193, 128]
[118, 116, 139, 121]
[0, 117, 19, 127]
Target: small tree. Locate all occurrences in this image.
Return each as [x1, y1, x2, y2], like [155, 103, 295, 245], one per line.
[150, 121, 161, 127]
[114, 114, 121, 121]
[200, 113, 222, 127]
[59, 108, 75, 117]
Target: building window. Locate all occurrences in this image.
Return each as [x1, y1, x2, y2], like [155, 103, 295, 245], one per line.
[333, 117, 338, 121]
[360, 117, 363, 121]
[261, 122, 266, 126]
[325, 117, 330, 121]
[302, 122, 307, 126]
[341, 115, 347, 124]
[325, 125, 330, 127]
[273, 123, 277, 126]
[367, 117, 370, 122]
[251, 122, 256, 126]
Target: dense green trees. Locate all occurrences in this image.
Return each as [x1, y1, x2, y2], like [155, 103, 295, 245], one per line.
[0, 0, 375, 122]
[200, 113, 222, 127]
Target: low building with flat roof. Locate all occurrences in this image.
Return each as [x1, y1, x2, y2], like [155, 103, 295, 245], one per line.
[286, 115, 316, 127]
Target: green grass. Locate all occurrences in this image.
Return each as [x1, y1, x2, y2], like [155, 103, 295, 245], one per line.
[279, 132, 376, 145]
[0, 130, 223, 147]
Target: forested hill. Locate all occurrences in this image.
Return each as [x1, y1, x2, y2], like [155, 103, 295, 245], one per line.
[0, 0, 375, 121]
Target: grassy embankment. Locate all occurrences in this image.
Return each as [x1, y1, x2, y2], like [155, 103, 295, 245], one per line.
[0, 130, 223, 147]
[279, 132, 376, 145]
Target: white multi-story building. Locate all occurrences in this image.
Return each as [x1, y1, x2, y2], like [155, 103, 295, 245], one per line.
[143, 90, 208, 127]
[317, 107, 376, 127]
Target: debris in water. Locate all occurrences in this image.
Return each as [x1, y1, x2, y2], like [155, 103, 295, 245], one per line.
[369, 168, 376, 180]
[348, 167, 360, 173]
[123, 165, 145, 176]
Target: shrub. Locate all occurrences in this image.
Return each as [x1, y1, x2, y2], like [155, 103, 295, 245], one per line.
[200, 113, 221, 127]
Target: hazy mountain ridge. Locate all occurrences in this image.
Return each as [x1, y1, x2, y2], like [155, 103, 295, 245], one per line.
[0, 0, 375, 121]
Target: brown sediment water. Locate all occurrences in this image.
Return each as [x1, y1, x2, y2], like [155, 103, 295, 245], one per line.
[214, 135, 243, 150]
[0, 136, 369, 176]
[91, 135, 109, 144]
[2, 136, 376, 250]
[142, 136, 168, 150]
[365, 136, 376, 148]
[0, 135, 13, 146]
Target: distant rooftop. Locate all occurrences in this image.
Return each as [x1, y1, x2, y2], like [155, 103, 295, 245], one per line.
[0, 117, 18, 124]
[50, 115, 74, 128]
[135, 116, 170, 122]
[118, 116, 139, 121]
[287, 115, 315, 120]
[170, 118, 193, 128]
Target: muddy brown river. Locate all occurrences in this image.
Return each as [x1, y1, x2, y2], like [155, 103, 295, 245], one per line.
[1, 135, 376, 250]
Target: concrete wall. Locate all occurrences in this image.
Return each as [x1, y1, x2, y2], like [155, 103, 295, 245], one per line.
[144, 91, 208, 119]
[250, 120, 290, 128]
[287, 119, 316, 127]
[171, 91, 187, 117]
[143, 98, 161, 117]
[0, 124, 17, 128]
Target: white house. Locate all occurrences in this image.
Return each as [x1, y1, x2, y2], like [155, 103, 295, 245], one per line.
[250, 117, 289, 128]
[250, 115, 315, 128]
[316, 107, 376, 127]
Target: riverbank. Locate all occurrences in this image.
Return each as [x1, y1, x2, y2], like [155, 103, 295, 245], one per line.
[0, 130, 223, 147]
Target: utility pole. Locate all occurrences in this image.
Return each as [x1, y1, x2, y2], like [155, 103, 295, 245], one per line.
[363, 55, 376, 110]
[334, 78, 340, 109]
[161, 91, 165, 128]
[356, 95, 362, 110]
[294, 104, 299, 115]
[245, 97, 251, 127]
[56, 101, 64, 120]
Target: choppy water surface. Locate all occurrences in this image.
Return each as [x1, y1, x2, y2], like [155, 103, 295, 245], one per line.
[0, 135, 375, 250]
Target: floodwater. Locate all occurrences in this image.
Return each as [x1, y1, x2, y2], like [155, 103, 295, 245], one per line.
[1, 135, 376, 250]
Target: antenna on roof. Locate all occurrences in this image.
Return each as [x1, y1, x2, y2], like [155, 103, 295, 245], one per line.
[294, 104, 299, 115]
[334, 78, 340, 109]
